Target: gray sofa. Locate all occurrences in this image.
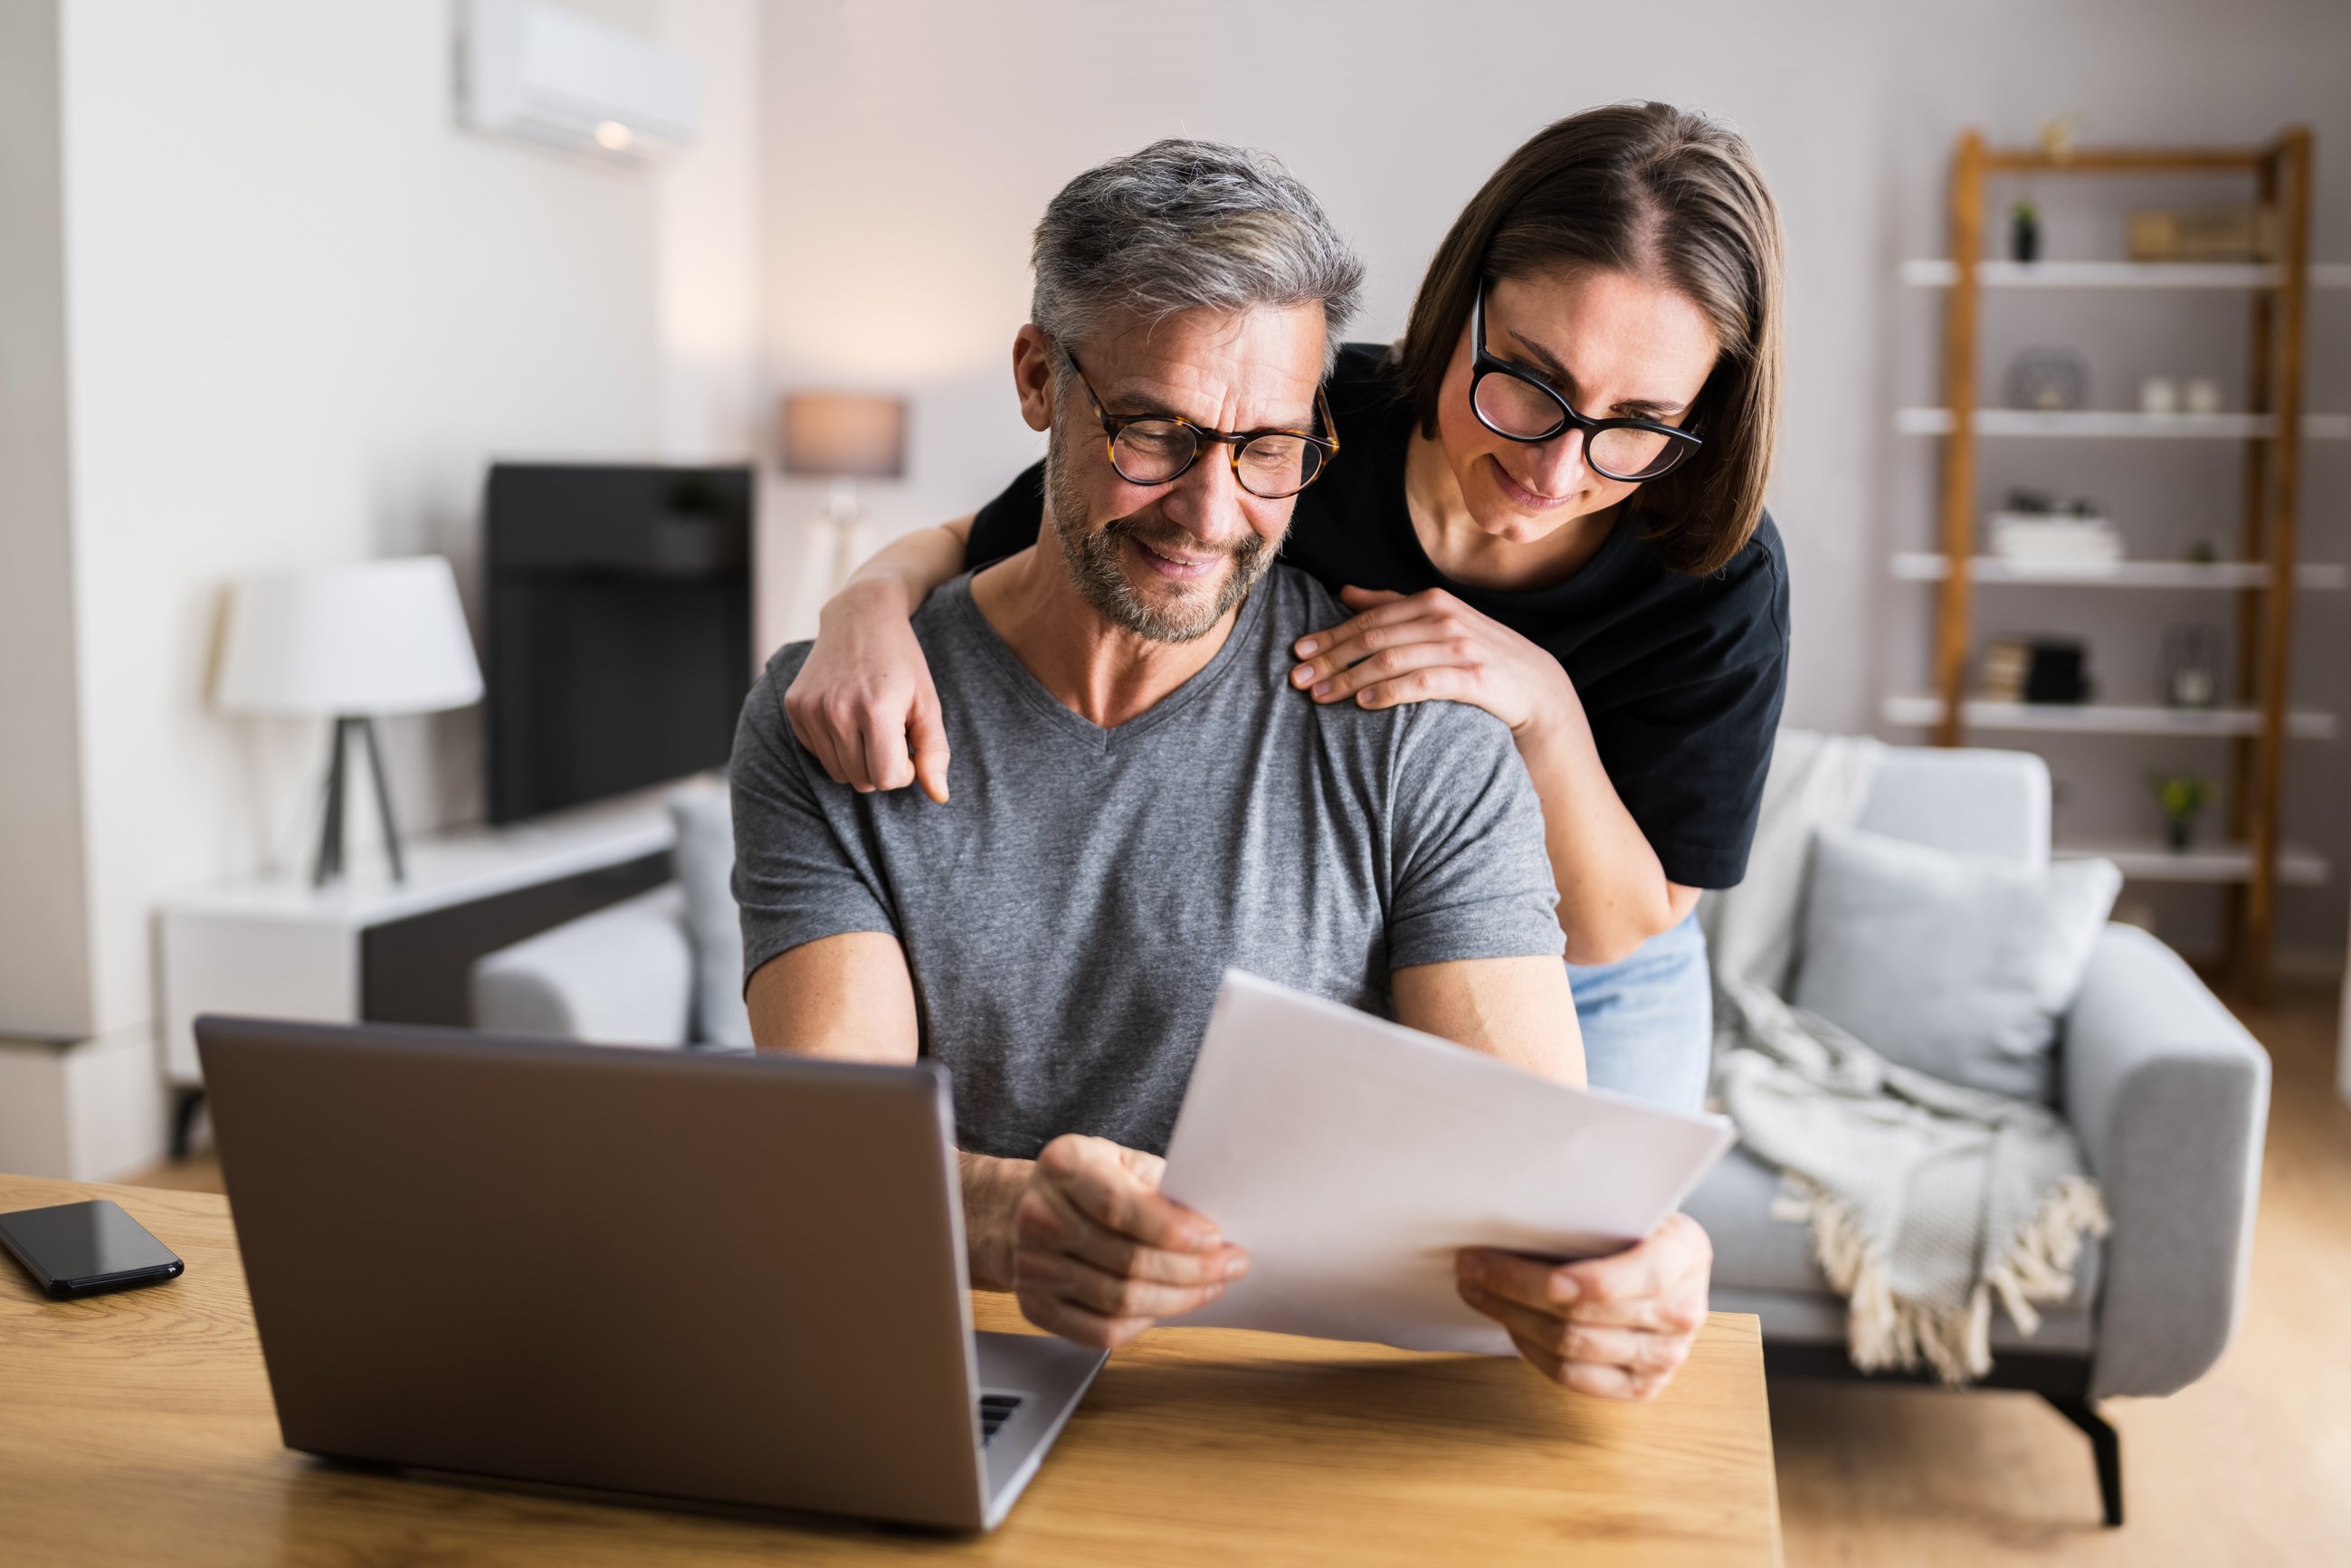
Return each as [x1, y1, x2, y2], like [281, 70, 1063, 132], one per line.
[471, 881, 699, 1046]
[471, 784, 748, 1050]
[471, 745, 2269, 1524]
[1691, 745, 2269, 1526]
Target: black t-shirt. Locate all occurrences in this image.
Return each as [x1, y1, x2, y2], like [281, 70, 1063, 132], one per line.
[966, 342, 1790, 889]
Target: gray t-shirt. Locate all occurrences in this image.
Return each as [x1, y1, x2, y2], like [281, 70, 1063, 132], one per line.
[730, 565, 1563, 1159]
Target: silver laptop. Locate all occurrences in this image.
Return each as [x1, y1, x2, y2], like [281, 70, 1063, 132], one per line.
[195, 1015, 1106, 1533]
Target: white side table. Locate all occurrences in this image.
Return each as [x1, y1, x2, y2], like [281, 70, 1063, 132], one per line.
[157, 792, 678, 1152]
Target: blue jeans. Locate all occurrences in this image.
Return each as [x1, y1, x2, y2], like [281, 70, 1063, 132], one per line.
[1566, 912, 1713, 1115]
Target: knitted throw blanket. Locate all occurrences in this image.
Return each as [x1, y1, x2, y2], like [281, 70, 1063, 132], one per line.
[1700, 732, 2109, 1384]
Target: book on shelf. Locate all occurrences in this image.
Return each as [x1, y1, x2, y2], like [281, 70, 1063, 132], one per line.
[1979, 637, 2092, 704]
[2127, 204, 2276, 263]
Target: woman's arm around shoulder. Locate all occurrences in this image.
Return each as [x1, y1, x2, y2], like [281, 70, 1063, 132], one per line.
[783, 516, 970, 802]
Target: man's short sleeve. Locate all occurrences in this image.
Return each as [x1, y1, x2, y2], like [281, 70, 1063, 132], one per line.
[1384, 705, 1566, 969]
[728, 650, 900, 989]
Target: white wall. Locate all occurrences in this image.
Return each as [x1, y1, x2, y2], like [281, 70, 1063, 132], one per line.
[3, 0, 2339, 1104]
[657, 0, 763, 461]
[0, 2, 98, 1042]
[52, 0, 677, 1039]
[755, 0, 2350, 957]
[0, 0, 766, 1173]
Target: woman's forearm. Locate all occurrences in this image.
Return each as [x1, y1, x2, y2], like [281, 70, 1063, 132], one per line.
[788, 515, 974, 800]
[1516, 702, 1696, 967]
[830, 516, 974, 621]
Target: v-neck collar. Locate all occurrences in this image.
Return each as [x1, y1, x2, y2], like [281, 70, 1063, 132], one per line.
[943, 573, 1271, 755]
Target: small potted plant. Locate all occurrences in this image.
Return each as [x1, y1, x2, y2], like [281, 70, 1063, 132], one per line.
[2012, 196, 2041, 263]
[2147, 771, 2213, 851]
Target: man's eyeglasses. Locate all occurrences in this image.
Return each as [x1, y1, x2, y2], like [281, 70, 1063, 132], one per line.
[1064, 351, 1338, 500]
[1470, 282, 1703, 483]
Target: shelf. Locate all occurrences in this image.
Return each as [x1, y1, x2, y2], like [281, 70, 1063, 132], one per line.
[1899, 134, 2327, 988]
[160, 789, 681, 924]
[1899, 259, 2351, 290]
[2057, 840, 2330, 886]
[1882, 695, 2339, 739]
[1896, 408, 2351, 439]
[1889, 554, 2351, 589]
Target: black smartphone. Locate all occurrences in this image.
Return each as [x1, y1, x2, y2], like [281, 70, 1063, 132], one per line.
[0, 1199, 185, 1298]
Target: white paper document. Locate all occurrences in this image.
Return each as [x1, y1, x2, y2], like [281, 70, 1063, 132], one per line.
[1157, 970, 1737, 1354]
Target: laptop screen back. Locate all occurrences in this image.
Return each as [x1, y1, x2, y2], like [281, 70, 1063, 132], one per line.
[197, 1020, 989, 1528]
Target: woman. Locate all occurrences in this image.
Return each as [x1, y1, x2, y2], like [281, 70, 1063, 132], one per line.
[786, 102, 1787, 1114]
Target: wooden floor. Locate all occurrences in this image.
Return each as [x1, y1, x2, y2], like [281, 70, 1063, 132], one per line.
[1765, 979, 2351, 1566]
[128, 984, 2351, 1566]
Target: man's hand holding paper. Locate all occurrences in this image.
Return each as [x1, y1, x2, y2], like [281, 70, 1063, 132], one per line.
[1156, 972, 1734, 1392]
[1456, 1212, 1716, 1401]
[973, 1136, 1249, 1351]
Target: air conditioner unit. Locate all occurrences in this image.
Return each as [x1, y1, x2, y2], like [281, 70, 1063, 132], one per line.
[458, 0, 701, 166]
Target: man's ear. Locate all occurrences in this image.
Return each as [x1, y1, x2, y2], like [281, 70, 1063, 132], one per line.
[1011, 325, 1057, 434]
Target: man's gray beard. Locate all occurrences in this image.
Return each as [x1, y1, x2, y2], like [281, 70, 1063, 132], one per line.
[1045, 437, 1271, 644]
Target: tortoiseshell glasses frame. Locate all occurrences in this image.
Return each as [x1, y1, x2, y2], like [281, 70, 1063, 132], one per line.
[1063, 350, 1339, 499]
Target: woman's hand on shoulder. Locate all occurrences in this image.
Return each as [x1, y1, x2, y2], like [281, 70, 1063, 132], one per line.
[785, 578, 952, 802]
[1290, 585, 1574, 739]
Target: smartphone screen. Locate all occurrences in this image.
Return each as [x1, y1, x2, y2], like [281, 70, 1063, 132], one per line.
[0, 1200, 184, 1297]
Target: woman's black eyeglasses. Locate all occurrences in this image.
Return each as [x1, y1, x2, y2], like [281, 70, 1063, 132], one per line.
[1469, 283, 1703, 483]
[1064, 351, 1339, 499]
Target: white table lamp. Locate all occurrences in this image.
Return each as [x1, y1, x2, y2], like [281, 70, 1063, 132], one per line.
[781, 392, 907, 595]
[215, 556, 484, 886]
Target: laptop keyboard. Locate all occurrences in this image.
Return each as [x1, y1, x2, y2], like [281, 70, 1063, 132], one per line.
[978, 1392, 1023, 1447]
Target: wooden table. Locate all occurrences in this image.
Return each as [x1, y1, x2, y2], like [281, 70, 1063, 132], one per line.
[0, 1174, 1782, 1565]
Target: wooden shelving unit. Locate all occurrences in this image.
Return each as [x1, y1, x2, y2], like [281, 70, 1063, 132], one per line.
[1899, 259, 2351, 290]
[1894, 408, 2349, 439]
[1894, 128, 2333, 996]
[1889, 554, 2350, 590]
[1880, 696, 2338, 740]
[2059, 839, 2329, 887]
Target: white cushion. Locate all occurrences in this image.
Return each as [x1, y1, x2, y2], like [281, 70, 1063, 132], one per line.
[1792, 823, 2119, 1103]
[470, 884, 692, 1047]
[668, 784, 753, 1050]
[1853, 746, 2051, 869]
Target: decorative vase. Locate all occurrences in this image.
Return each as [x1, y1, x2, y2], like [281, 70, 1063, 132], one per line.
[2165, 817, 2194, 852]
[2163, 624, 2224, 709]
[2005, 347, 2089, 413]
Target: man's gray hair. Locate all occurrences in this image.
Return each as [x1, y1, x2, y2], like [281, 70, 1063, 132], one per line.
[1032, 139, 1364, 373]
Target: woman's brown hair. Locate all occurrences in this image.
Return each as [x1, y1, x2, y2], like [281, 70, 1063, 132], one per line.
[1394, 102, 1785, 575]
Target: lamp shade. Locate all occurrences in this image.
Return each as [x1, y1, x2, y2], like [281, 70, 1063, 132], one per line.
[214, 556, 484, 717]
[780, 393, 907, 479]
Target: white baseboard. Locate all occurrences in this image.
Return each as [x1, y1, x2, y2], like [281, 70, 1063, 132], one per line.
[0, 1022, 169, 1182]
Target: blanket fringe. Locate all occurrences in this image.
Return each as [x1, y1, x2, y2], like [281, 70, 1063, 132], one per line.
[1774, 1174, 2112, 1386]
[1983, 1174, 2111, 1339]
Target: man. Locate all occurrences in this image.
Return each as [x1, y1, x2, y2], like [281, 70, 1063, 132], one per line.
[734, 141, 1709, 1401]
